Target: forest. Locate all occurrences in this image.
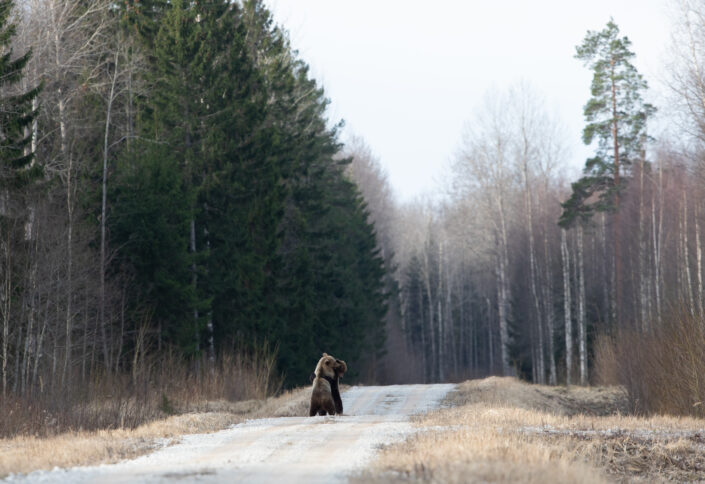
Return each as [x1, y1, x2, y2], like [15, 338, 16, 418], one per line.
[0, 0, 388, 413]
[1, 0, 705, 436]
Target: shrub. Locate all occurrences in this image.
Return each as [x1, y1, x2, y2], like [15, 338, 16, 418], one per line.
[594, 309, 705, 417]
[0, 345, 282, 438]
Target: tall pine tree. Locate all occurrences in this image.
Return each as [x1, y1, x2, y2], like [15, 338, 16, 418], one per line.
[559, 19, 654, 325]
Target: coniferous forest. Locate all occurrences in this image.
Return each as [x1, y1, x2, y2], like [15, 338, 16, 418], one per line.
[2, 0, 705, 433]
[0, 0, 387, 402]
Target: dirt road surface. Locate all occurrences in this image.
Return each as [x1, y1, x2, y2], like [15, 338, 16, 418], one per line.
[7, 384, 454, 484]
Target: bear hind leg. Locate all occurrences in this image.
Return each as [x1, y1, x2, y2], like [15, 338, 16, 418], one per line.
[309, 402, 319, 417]
[324, 400, 336, 416]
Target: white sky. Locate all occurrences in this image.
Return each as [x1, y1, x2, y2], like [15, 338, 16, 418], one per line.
[267, 0, 672, 202]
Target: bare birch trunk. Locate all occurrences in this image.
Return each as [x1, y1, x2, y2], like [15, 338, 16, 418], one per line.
[496, 201, 511, 376]
[1, 233, 10, 397]
[652, 160, 663, 325]
[696, 202, 703, 317]
[63, 152, 73, 385]
[418, 284, 427, 382]
[32, 298, 48, 390]
[22, 262, 37, 395]
[544, 228, 557, 386]
[437, 241, 444, 382]
[577, 225, 588, 385]
[561, 228, 573, 385]
[523, 161, 544, 383]
[638, 158, 649, 331]
[683, 190, 695, 314]
[496, 248, 511, 376]
[487, 296, 494, 373]
[98, 50, 121, 373]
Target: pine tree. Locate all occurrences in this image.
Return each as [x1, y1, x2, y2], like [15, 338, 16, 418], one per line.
[559, 19, 654, 325]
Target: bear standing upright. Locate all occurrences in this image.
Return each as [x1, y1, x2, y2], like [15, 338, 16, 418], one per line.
[309, 353, 347, 416]
[309, 357, 346, 414]
[331, 358, 346, 413]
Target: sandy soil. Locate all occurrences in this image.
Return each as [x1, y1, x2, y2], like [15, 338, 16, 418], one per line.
[4, 384, 454, 484]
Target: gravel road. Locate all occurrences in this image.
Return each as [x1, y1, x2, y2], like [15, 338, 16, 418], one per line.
[7, 383, 455, 484]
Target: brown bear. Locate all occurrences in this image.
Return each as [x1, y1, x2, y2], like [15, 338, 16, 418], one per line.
[309, 357, 346, 414]
[309, 353, 347, 416]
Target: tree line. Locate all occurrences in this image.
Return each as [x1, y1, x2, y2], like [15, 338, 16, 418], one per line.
[4, 0, 703, 401]
[347, 8, 705, 386]
[0, 0, 389, 398]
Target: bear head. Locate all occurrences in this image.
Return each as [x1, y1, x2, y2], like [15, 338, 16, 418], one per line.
[334, 358, 347, 378]
[314, 353, 338, 379]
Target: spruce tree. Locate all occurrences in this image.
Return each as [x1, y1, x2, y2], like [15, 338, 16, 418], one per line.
[110, 0, 390, 382]
[0, 0, 41, 188]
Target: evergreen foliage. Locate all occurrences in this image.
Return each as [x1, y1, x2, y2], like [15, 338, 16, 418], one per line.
[106, 0, 388, 385]
[559, 19, 654, 228]
[0, 0, 40, 188]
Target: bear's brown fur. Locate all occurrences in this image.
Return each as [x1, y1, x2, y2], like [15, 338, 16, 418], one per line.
[309, 357, 346, 414]
[331, 358, 346, 414]
[309, 353, 347, 416]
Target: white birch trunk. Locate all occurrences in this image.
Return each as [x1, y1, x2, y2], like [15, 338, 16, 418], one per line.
[696, 202, 703, 317]
[523, 158, 544, 383]
[437, 241, 444, 382]
[683, 190, 695, 314]
[486, 296, 494, 373]
[544, 227, 557, 386]
[639, 159, 649, 331]
[652, 160, 663, 325]
[422, 246, 436, 381]
[99, 50, 120, 373]
[577, 225, 588, 385]
[1, 235, 10, 397]
[497, 247, 511, 376]
[561, 228, 573, 385]
[496, 201, 511, 377]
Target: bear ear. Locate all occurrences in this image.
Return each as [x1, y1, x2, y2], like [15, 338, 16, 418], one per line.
[322, 352, 329, 357]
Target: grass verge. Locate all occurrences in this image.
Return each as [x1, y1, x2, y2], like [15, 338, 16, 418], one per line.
[0, 386, 310, 478]
[355, 377, 705, 483]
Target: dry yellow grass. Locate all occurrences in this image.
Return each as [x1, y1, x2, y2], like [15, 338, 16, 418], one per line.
[356, 377, 705, 483]
[0, 387, 310, 478]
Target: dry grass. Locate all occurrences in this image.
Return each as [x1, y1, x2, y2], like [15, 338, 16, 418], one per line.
[356, 377, 705, 483]
[0, 386, 310, 478]
[0, 348, 283, 439]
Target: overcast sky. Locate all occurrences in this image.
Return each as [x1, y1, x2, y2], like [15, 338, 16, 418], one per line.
[267, 0, 672, 202]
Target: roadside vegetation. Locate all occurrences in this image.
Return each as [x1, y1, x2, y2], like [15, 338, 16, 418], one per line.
[357, 377, 705, 483]
[594, 309, 705, 419]
[0, 349, 308, 477]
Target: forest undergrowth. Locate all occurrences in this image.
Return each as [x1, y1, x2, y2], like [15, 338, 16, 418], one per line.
[357, 377, 705, 483]
[0, 347, 298, 477]
[594, 309, 705, 419]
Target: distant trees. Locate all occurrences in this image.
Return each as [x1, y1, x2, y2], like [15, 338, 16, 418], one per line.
[389, 16, 705, 386]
